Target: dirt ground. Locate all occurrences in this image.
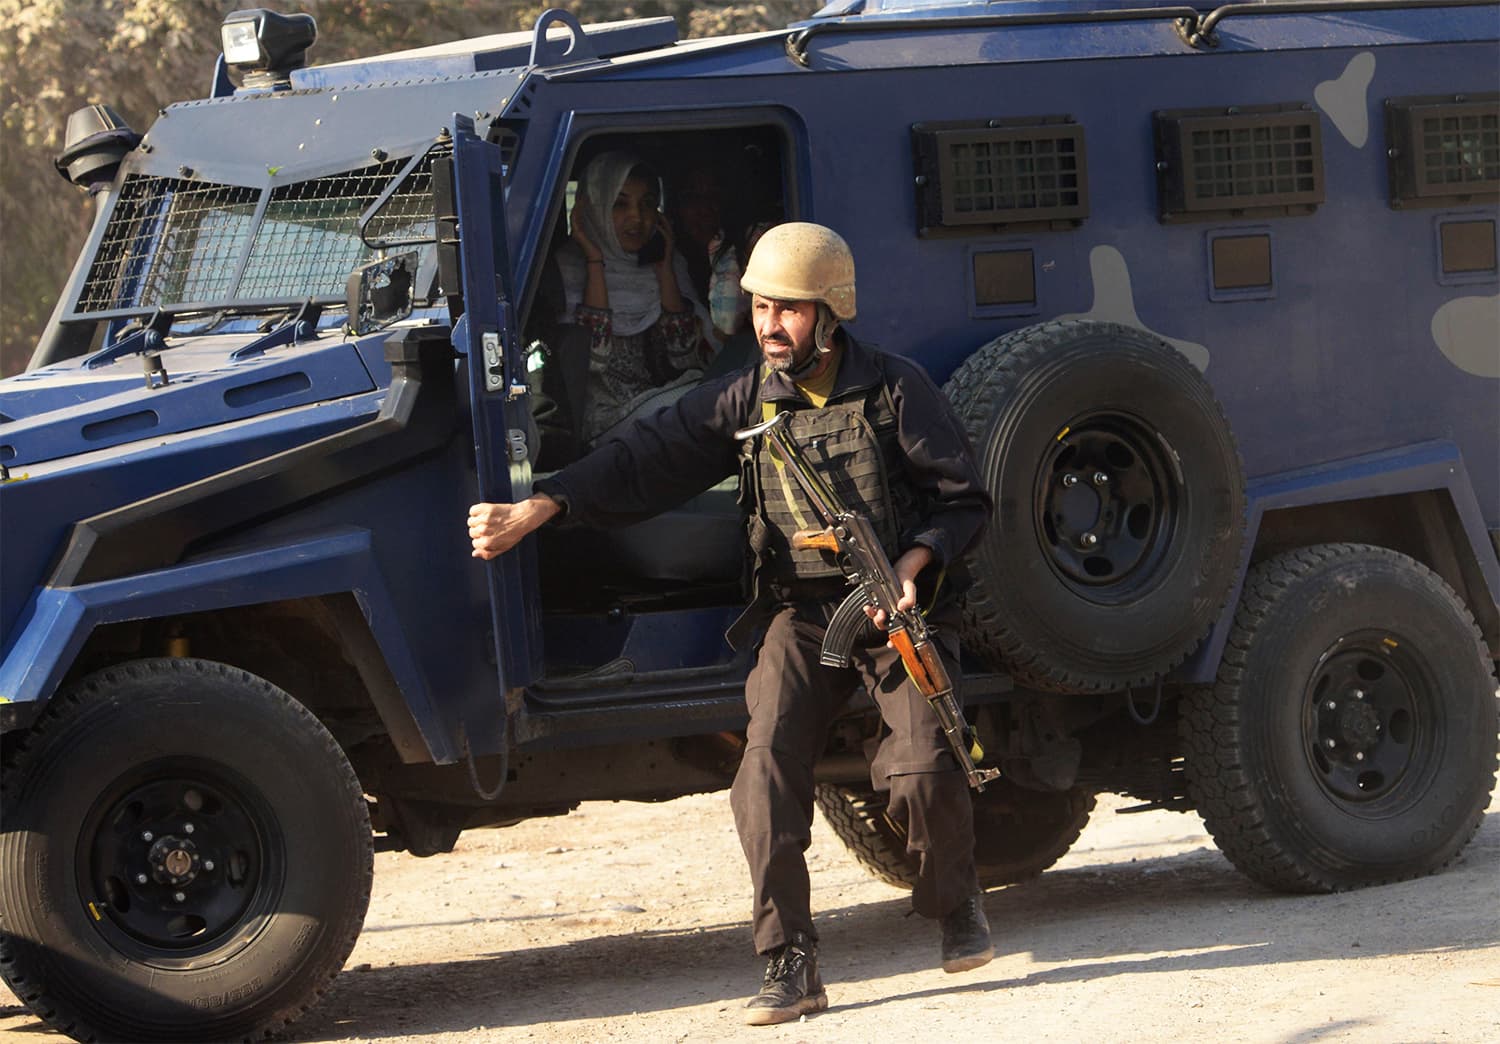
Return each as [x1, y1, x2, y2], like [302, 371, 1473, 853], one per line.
[3, 789, 1497, 1043]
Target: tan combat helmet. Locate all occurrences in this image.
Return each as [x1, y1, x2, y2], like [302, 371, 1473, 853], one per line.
[739, 222, 856, 321]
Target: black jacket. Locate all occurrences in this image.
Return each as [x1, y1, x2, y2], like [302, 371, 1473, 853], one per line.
[534, 335, 991, 575]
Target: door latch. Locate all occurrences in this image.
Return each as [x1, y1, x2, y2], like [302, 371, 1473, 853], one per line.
[482, 330, 531, 399]
[481, 331, 504, 392]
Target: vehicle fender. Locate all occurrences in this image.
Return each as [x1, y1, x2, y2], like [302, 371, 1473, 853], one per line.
[1176, 439, 1500, 683]
[0, 527, 453, 762]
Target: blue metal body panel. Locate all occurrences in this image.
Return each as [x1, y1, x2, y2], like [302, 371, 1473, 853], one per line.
[0, 338, 374, 466]
[0, 529, 452, 760]
[1180, 440, 1500, 682]
[0, 386, 381, 659]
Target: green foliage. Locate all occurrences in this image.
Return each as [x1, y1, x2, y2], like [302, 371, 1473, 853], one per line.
[0, 0, 817, 376]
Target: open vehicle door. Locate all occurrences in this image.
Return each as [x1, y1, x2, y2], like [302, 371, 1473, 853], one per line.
[440, 114, 542, 776]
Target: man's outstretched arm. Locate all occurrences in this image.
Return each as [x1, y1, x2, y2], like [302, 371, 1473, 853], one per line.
[468, 493, 563, 560]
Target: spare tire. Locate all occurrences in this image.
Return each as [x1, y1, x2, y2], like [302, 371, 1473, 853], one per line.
[944, 319, 1244, 692]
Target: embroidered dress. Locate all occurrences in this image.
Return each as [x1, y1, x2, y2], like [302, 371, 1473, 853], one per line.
[575, 303, 702, 441]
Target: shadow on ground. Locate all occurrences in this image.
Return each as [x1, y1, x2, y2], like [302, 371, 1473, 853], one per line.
[283, 819, 1499, 1041]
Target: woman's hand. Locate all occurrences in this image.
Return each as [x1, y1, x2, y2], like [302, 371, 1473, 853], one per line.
[652, 209, 676, 269]
[570, 187, 601, 261]
[654, 210, 686, 313]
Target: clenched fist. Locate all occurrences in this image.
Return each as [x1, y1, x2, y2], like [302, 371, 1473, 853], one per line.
[468, 493, 562, 560]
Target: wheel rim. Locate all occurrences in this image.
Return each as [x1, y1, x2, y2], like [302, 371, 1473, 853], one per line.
[1301, 631, 1436, 807]
[79, 758, 285, 968]
[1034, 412, 1179, 601]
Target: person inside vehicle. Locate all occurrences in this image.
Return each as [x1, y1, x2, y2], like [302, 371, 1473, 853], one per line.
[668, 152, 783, 365]
[669, 161, 749, 344]
[557, 150, 712, 443]
[468, 222, 996, 1026]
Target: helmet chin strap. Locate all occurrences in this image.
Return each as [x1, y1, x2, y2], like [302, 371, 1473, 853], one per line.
[786, 305, 839, 379]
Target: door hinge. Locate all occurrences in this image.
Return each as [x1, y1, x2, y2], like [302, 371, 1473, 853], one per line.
[507, 428, 528, 463]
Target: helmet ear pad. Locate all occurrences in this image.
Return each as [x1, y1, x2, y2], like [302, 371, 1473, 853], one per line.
[814, 304, 840, 355]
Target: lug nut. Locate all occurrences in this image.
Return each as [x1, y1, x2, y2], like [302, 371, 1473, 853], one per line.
[172, 891, 186, 903]
[1354, 752, 1366, 762]
[1092, 471, 1109, 485]
[204, 860, 215, 871]
[1353, 689, 1365, 700]
[1062, 473, 1079, 487]
[1325, 738, 1337, 749]
[1081, 533, 1098, 548]
[141, 831, 154, 842]
[183, 824, 195, 834]
[135, 873, 149, 885]
[1326, 701, 1338, 710]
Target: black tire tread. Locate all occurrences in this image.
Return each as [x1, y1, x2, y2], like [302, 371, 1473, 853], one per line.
[943, 319, 1245, 693]
[814, 780, 1096, 889]
[814, 783, 916, 889]
[0, 658, 372, 1043]
[1181, 543, 1498, 893]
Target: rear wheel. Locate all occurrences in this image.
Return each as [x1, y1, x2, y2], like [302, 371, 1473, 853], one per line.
[1183, 544, 1498, 892]
[815, 779, 1094, 889]
[0, 659, 372, 1042]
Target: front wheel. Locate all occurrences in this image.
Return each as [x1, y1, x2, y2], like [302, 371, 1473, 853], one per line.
[1183, 544, 1499, 892]
[0, 659, 373, 1042]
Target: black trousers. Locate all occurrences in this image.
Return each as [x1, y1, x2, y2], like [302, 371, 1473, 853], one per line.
[730, 599, 979, 955]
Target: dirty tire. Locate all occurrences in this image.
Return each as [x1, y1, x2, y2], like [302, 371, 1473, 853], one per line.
[944, 320, 1244, 692]
[815, 780, 1094, 889]
[1182, 544, 1499, 893]
[0, 658, 373, 1042]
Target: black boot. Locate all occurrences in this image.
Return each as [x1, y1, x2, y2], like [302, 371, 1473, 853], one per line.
[744, 931, 828, 1026]
[940, 893, 994, 973]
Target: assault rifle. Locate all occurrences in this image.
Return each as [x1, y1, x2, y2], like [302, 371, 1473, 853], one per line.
[735, 411, 1002, 791]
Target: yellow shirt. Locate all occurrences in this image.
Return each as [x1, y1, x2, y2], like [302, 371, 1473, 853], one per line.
[795, 352, 840, 407]
[762, 350, 842, 422]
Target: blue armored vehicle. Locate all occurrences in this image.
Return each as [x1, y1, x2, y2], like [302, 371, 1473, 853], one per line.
[2, 1, 1496, 1039]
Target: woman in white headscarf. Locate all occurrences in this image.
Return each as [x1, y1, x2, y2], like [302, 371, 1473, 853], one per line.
[557, 151, 710, 442]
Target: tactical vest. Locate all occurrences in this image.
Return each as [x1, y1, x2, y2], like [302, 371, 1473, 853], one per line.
[745, 368, 921, 585]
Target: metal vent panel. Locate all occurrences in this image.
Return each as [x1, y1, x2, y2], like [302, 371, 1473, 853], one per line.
[1156, 106, 1324, 223]
[913, 118, 1088, 235]
[1387, 94, 1499, 208]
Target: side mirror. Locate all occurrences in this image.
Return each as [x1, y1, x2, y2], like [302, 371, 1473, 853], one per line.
[345, 251, 417, 335]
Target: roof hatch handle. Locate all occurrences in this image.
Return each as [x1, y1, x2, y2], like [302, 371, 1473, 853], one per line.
[529, 9, 600, 69]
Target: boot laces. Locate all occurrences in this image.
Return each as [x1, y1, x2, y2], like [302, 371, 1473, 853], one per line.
[764, 941, 810, 986]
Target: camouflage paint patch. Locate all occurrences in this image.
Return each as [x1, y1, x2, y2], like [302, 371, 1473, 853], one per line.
[1057, 245, 1211, 371]
[1431, 293, 1500, 378]
[1315, 52, 1376, 149]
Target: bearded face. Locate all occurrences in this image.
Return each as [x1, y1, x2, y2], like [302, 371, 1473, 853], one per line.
[752, 295, 819, 373]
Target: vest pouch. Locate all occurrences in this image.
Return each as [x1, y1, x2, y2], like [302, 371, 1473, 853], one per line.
[757, 402, 900, 584]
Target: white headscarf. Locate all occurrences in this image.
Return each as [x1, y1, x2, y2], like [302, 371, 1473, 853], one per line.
[557, 151, 707, 338]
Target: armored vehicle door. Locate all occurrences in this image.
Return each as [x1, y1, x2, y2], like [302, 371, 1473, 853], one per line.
[446, 116, 543, 707]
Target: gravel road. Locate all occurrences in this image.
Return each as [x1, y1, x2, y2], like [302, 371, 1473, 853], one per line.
[3, 788, 1496, 1043]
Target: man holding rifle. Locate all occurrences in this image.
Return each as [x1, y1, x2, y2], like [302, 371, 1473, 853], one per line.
[468, 223, 995, 1025]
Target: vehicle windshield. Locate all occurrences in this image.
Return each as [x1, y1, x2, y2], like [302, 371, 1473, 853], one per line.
[70, 143, 448, 322]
